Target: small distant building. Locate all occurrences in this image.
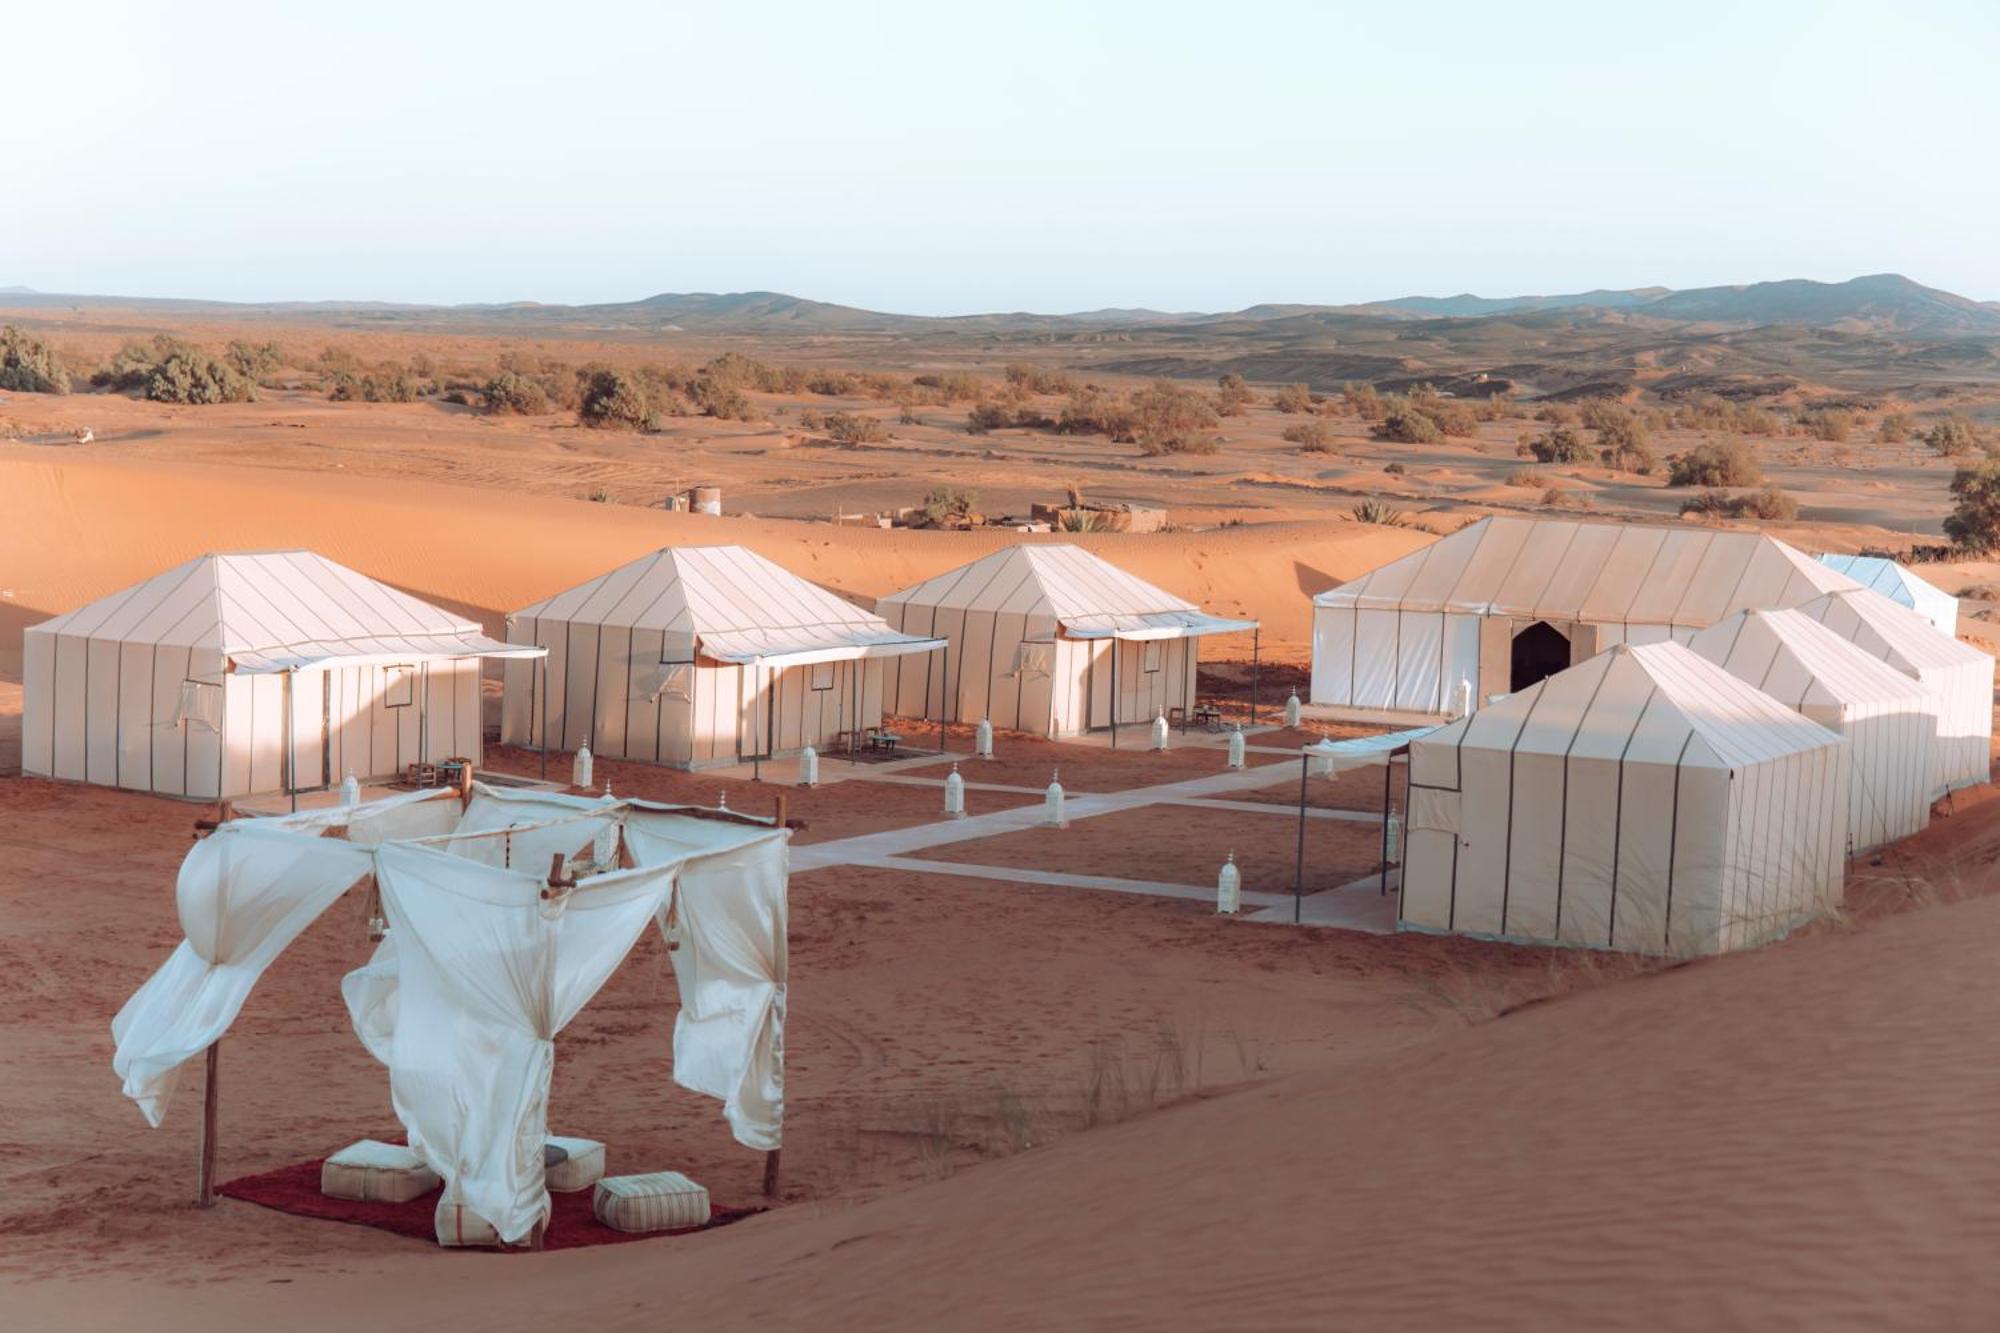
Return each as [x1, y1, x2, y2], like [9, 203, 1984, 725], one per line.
[1027, 500, 1166, 534]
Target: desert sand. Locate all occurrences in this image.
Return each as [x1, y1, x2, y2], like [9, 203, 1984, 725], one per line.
[4, 324, 1999, 1331]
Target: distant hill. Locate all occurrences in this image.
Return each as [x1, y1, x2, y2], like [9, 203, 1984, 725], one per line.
[1634, 273, 2000, 335]
[1359, 287, 1671, 318]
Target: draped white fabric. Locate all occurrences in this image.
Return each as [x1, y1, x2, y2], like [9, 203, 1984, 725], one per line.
[110, 824, 374, 1126]
[371, 843, 678, 1244]
[626, 811, 789, 1152]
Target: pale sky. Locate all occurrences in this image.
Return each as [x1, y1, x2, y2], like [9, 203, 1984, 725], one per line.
[6, 0, 1997, 313]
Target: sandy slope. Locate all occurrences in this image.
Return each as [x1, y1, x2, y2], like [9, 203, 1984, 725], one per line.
[0, 452, 1428, 678]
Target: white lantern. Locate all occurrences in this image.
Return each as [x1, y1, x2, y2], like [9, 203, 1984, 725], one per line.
[1216, 852, 1241, 915]
[340, 771, 362, 807]
[944, 763, 966, 818]
[1284, 694, 1302, 728]
[1226, 727, 1246, 770]
[1308, 738, 1337, 777]
[573, 743, 593, 790]
[1385, 812, 1403, 864]
[1043, 771, 1067, 828]
[1454, 678, 1474, 719]
[1150, 711, 1170, 752]
[975, 718, 994, 759]
[799, 745, 819, 787]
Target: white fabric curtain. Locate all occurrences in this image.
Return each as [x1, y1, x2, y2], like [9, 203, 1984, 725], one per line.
[370, 842, 678, 1244]
[625, 813, 789, 1152]
[110, 824, 373, 1126]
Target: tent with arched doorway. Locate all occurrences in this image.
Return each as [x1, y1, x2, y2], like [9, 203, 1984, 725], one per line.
[1310, 517, 1863, 721]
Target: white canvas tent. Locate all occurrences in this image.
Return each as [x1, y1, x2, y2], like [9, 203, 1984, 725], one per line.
[1816, 554, 1958, 637]
[1791, 587, 1994, 797]
[1687, 609, 1935, 852]
[22, 552, 541, 800]
[1311, 517, 1862, 720]
[111, 783, 788, 1246]
[876, 544, 1256, 738]
[500, 546, 945, 768]
[1402, 641, 1849, 957]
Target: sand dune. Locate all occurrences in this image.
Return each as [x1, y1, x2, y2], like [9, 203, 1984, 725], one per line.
[0, 453, 1427, 677]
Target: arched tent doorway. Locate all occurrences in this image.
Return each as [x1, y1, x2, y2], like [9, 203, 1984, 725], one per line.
[1510, 620, 1571, 692]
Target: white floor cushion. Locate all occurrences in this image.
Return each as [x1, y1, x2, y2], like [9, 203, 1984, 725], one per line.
[545, 1136, 606, 1193]
[321, 1139, 440, 1204]
[434, 1194, 503, 1248]
[592, 1171, 710, 1233]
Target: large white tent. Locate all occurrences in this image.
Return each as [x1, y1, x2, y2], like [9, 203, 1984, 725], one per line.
[1791, 587, 1994, 797]
[111, 783, 788, 1247]
[1687, 609, 1935, 852]
[1816, 553, 1958, 637]
[1311, 517, 1862, 720]
[22, 552, 540, 800]
[501, 546, 945, 768]
[876, 544, 1256, 738]
[1403, 641, 1849, 957]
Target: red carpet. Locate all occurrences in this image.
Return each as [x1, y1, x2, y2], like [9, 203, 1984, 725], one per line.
[217, 1157, 759, 1250]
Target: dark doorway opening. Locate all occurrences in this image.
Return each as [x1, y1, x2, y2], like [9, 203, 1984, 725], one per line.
[1510, 621, 1571, 692]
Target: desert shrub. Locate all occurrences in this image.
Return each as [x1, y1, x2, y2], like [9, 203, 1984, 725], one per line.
[1129, 380, 1219, 455]
[224, 340, 283, 380]
[330, 371, 418, 403]
[1057, 387, 1138, 441]
[1215, 372, 1254, 417]
[822, 411, 887, 444]
[1878, 411, 1914, 443]
[1533, 403, 1575, 425]
[1946, 462, 2000, 551]
[1594, 414, 1656, 473]
[1425, 399, 1479, 438]
[807, 369, 858, 397]
[913, 371, 986, 402]
[92, 340, 159, 392]
[965, 401, 1013, 434]
[1373, 400, 1443, 444]
[687, 375, 754, 421]
[578, 369, 651, 429]
[1351, 498, 1405, 525]
[1383, 461, 1405, 475]
[1527, 425, 1591, 464]
[1667, 441, 1762, 487]
[1542, 487, 1592, 510]
[1283, 419, 1335, 452]
[922, 486, 977, 526]
[1343, 383, 1384, 420]
[1508, 467, 1549, 487]
[147, 341, 255, 404]
[1576, 398, 1630, 432]
[1799, 408, 1853, 443]
[1924, 416, 1980, 458]
[1273, 382, 1314, 414]
[1679, 486, 1799, 521]
[482, 370, 551, 415]
[0, 325, 68, 393]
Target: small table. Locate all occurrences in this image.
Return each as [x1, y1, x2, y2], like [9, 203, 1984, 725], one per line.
[867, 730, 903, 757]
[1193, 705, 1224, 732]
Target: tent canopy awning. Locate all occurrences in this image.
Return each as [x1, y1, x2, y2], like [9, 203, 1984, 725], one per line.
[696, 625, 948, 669]
[230, 632, 546, 675]
[1308, 725, 1438, 775]
[1060, 610, 1258, 641]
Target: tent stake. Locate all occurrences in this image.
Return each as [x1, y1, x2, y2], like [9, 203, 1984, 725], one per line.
[195, 1041, 220, 1208]
[763, 1148, 781, 1199]
[1294, 752, 1308, 924]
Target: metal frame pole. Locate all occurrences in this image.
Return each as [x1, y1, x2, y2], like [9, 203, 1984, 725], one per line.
[539, 654, 549, 780]
[1294, 751, 1308, 924]
[753, 664, 764, 781]
[1250, 627, 1261, 726]
[938, 643, 948, 755]
[285, 668, 297, 813]
[1110, 639, 1119, 749]
[1380, 754, 1394, 896]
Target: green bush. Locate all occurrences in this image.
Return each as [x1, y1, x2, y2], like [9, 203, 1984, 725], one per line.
[922, 486, 978, 526]
[1946, 462, 2000, 552]
[482, 370, 551, 415]
[1924, 416, 1980, 458]
[1594, 415, 1656, 473]
[579, 369, 651, 429]
[687, 374, 755, 421]
[965, 401, 1012, 434]
[148, 343, 255, 404]
[1679, 486, 1799, 521]
[329, 371, 418, 403]
[0, 325, 68, 393]
[1528, 425, 1591, 464]
[1668, 441, 1763, 487]
[1057, 387, 1139, 441]
[225, 340, 283, 380]
[1129, 380, 1219, 454]
[1373, 401, 1442, 444]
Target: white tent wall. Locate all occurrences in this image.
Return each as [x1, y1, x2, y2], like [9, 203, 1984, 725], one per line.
[880, 598, 1065, 735]
[1310, 606, 1494, 712]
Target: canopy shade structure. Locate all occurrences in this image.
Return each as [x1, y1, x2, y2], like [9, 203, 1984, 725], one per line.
[111, 783, 788, 1247]
[876, 544, 1259, 737]
[22, 551, 540, 800]
[1687, 609, 1936, 853]
[1403, 641, 1849, 957]
[1311, 517, 1863, 722]
[1815, 554, 1959, 637]
[1791, 587, 1994, 798]
[501, 546, 943, 768]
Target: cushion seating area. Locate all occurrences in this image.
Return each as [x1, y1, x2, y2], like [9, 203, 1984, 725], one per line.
[593, 1171, 711, 1234]
[545, 1136, 606, 1193]
[435, 1193, 505, 1248]
[321, 1139, 440, 1204]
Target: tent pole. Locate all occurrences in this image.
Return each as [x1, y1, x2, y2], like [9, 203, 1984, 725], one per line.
[1110, 639, 1119, 749]
[286, 668, 297, 813]
[753, 664, 763, 782]
[1294, 752, 1308, 924]
[195, 1041, 219, 1207]
[1380, 755, 1393, 896]
[851, 662, 860, 766]
[763, 1147, 781, 1198]
[938, 644, 947, 756]
[1250, 627, 1260, 727]
[539, 654, 549, 780]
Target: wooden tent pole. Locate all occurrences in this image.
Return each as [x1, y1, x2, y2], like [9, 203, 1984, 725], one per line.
[195, 1041, 220, 1207]
[763, 1147, 781, 1199]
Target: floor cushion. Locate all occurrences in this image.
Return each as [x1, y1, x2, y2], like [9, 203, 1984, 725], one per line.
[434, 1194, 503, 1248]
[320, 1139, 439, 1204]
[545, 1136, 606, 1193]
[592, 1171, 710, 1233]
